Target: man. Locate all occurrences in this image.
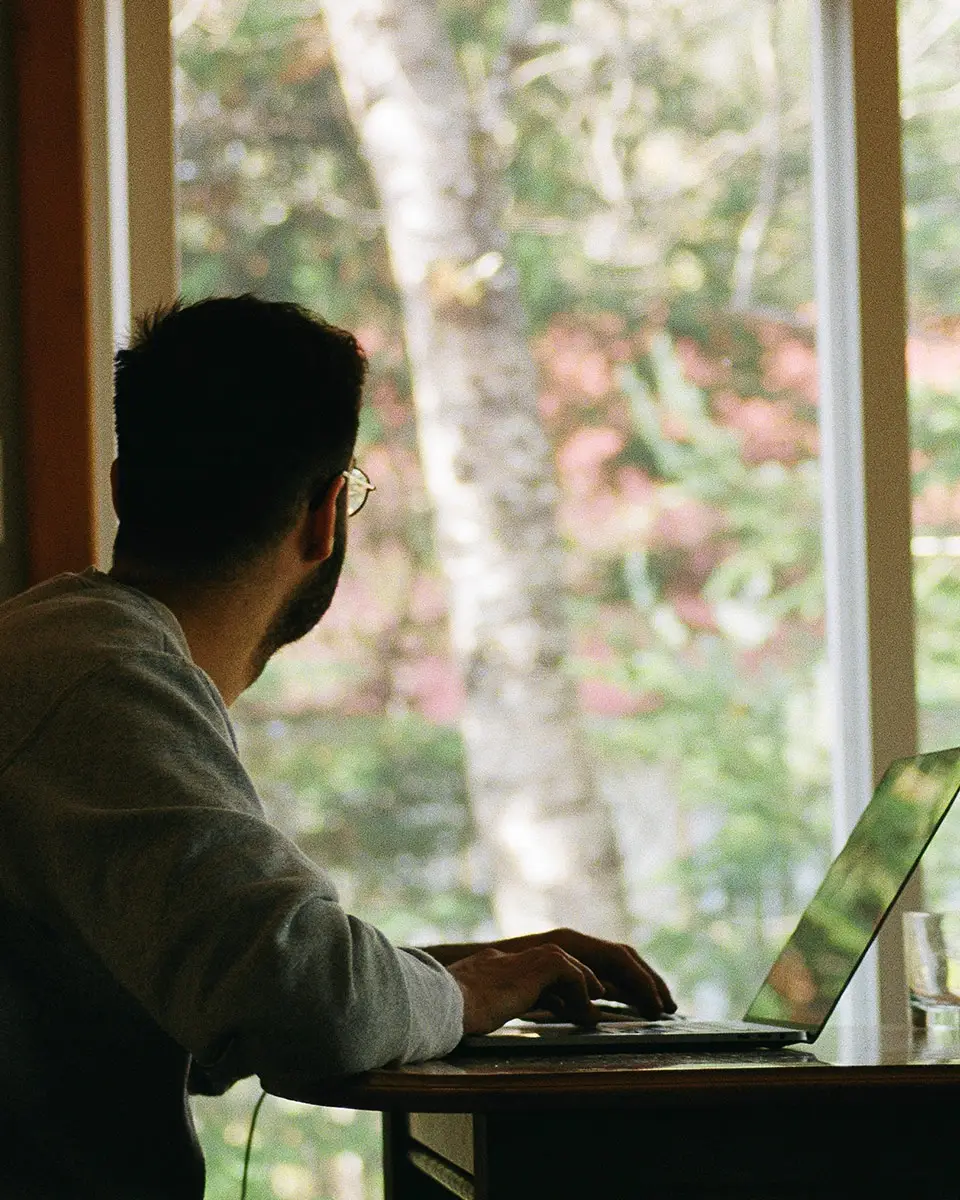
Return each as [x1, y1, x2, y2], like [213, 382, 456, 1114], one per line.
[0, 295, 672, 1196]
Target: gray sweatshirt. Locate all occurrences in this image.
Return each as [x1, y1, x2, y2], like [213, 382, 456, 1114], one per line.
[0, 570, 463, 1197]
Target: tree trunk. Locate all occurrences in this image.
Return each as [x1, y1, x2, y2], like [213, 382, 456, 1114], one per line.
[321, 0, 629, 938]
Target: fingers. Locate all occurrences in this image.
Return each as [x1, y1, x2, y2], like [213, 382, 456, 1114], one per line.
[545, 930, 676, 1017]
[526, 944, 606, 1023]
[449, 932, 677, 1036]
[613, 944, 677, 1014]
[449, 942, 610, 1033]
[597, 954, 675, 1016]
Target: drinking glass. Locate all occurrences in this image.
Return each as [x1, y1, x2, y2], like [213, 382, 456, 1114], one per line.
[903, 911, 960, 1029]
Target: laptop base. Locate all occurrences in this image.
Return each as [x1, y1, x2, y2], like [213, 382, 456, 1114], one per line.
[458, 1017, 810, 1054]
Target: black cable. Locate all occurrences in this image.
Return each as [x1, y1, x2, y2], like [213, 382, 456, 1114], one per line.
[240, 1089, 267, 1200]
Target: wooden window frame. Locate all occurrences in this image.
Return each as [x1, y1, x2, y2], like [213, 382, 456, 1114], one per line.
[13, 0, 97, 582]
[12, 0, 177, 580]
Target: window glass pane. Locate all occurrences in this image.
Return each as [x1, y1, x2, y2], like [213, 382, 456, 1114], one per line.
[900, 0, 960, 907]
[174, 0, 823, 1188]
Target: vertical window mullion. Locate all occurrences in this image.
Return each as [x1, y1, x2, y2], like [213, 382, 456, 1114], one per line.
[82, 0, 124, 569]
[122, 0, 178, 320]
[85, 0, 177, 566]
[811, 0, 918, 1036]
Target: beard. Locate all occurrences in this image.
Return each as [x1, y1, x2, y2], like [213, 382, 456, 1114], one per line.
[252, 504, 347, 678]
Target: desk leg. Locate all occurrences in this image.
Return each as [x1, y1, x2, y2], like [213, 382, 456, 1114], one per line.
[383, 1113, 462, 1200]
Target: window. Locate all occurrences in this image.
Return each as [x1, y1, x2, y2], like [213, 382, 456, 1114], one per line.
[176, 0, 827, 1006]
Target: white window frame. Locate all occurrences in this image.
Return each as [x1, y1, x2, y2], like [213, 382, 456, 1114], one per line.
[812, 0, 919, 1040]
[91, 0, 922, 1031]
[83, 0, 178, 570]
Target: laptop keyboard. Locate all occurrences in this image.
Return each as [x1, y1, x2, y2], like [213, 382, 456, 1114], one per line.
[599, 1017, 745, 1033]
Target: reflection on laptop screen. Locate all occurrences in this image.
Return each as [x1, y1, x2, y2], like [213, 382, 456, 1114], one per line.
[746, 748, 960, 1033]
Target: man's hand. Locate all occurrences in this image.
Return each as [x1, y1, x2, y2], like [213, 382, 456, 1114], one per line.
[425, 928, 676, 1033]
[444, 944, 606, 1034]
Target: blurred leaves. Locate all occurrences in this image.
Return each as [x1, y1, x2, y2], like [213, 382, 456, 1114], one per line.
[231, 711, 490, 942]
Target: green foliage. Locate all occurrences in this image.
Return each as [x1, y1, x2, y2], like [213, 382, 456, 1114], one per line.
[575, 332, 829, 1006]
[911, 379, 960, 741]
[176, 7, 396, 332]
[193, 1078, 383, 1200]
[901, 5, 960, 318]
[232, 706, 491, 941]
[176, 0, 816, 328]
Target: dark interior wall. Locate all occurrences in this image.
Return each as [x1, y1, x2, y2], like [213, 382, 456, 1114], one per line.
[0, 1, 26, 599]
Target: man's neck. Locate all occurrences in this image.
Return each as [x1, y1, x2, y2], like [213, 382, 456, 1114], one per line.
[109, 562, 287, 705]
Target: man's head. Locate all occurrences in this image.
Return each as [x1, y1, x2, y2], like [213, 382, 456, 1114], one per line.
[112, 294, 365, 587]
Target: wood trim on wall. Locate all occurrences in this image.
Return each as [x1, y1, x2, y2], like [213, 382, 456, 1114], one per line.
[0, 2, 28, 598]
[12, 0, 96, 583]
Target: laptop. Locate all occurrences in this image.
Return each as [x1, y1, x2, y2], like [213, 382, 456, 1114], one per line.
[459, 746, 960, 1052]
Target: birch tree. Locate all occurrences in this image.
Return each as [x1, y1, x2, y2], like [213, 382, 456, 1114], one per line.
[319, 0, 629, 937]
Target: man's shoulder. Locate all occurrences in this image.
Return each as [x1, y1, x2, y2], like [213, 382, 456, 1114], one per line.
[0, 570, 189, 666]
[0, 571, 227, 761]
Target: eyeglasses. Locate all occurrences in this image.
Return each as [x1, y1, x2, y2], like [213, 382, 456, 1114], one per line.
[342, 464, 375, 517]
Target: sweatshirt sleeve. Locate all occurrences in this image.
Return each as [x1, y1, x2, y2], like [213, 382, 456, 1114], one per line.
[0, 652, 464, 1081]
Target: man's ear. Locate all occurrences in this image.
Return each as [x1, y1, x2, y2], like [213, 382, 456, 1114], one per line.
[110, 460, 120, 517]
[302, 475, 345, 563]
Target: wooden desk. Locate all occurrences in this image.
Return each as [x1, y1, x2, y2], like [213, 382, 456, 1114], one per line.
[266, 1026, 960, 1199]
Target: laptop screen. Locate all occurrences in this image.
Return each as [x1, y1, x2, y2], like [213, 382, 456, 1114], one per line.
[745, 747, 960, 1034]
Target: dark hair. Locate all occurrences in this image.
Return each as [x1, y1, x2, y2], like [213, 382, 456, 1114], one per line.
[112, 294, 365, 581]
